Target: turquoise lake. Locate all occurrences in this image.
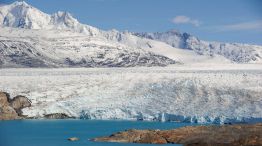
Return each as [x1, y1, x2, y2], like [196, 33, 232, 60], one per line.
[0, 120, 200, 146]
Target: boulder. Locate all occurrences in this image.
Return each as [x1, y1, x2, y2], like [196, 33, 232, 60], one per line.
[68, 137, 79, 141]
[0, 102, 20, 120]
[9, 95, 31, 116]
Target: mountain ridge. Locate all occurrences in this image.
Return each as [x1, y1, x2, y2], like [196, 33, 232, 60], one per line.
[0, 1, 262, 68]
[134, 30, 262, 63]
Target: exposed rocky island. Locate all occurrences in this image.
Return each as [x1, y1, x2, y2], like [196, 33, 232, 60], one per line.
[67, 137, 79, 141]
[93, 123, 262, 146]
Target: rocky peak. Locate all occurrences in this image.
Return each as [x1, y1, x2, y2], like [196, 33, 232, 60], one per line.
[0, 1, 85, 31]
[165, 29, 182, 35]
[51, 11, 79, 29]
[0, 1, 50, 29]
[0, 1, 100, 35]
[11, 1, 29, 7]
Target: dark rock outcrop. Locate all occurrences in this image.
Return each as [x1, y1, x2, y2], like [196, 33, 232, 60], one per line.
[44, 113, 72, 119]
[0, 92, 31, 120]
[93, 123, 262, 146]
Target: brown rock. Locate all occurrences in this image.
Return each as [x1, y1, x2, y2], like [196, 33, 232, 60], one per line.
[0, 92, 31, 120]
[101, 129, 167, 144]
[9, 95, 31, 116]
[0, 91, 19, 120]
[139, 131, 167, 144]
[93, 123, 262, 146]
[0, 92, 10, 107]
[0, 103, 20, 120]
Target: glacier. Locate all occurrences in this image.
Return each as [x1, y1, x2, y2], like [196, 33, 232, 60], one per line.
[0, 65, 261, 124]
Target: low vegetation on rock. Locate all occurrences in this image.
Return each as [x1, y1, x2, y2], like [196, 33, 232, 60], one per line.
[93, 123, 262, 146]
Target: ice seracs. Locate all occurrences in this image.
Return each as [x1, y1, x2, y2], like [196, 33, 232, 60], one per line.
[0, 66, 261, 124]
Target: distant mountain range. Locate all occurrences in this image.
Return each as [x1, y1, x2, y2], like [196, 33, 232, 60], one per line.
[134, 31, 262, 63]
[0, 1, 261, 67]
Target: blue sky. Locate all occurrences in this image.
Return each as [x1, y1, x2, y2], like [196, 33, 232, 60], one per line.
[1, 0, 262, 45]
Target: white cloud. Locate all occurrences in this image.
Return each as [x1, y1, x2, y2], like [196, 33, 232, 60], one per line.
[218, 20, 262, 31]
[172, 15, 201, 27]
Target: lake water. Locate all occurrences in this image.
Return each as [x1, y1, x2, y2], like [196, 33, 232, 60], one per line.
[0, 120, 199, 146]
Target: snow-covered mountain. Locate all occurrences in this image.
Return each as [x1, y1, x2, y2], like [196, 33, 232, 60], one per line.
[0, 1, 261, 68]
[0, 1, 99, 35]
[134, 30, 262, 63]
[0, 27, 178, 67]
[0, 1, 180, 67]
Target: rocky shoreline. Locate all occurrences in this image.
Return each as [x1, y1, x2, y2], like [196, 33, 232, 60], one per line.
[93, 123, 262, 146]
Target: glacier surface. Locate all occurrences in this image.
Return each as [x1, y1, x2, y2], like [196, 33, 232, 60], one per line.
[0, 65, 261, 124]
